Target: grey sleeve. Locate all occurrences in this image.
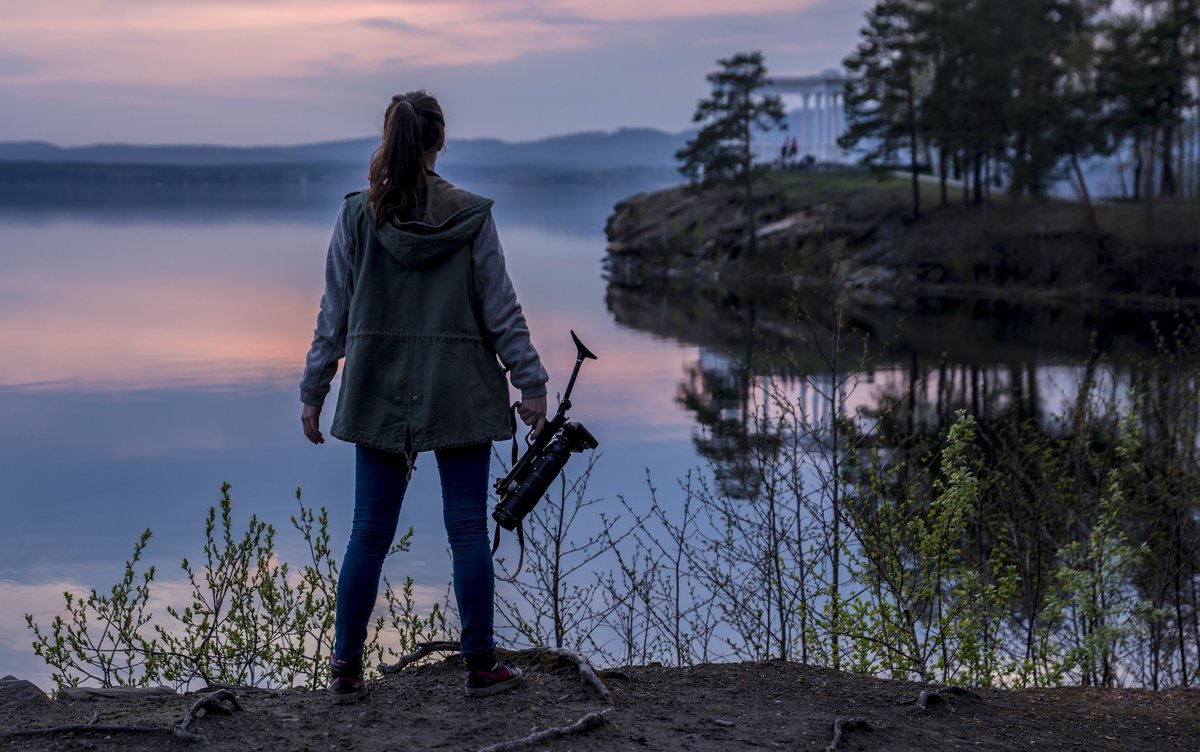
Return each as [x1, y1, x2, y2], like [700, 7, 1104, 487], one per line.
[299, 203, 355, 406]
[472, 214, 549, 399]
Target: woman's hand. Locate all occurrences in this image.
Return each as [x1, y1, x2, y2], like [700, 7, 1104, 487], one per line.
[518, 395, 548, 439]
[301, 403, 324, 444]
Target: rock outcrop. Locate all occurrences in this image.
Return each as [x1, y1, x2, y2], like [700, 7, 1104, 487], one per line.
[0, 675, 51, 710]
[603, 169, 911, 305]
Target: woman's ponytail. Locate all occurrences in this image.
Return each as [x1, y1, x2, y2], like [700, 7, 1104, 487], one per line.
[368, 91, 445, 226]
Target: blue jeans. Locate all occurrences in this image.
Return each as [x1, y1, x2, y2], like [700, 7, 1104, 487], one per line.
[334, 443, 495, 666]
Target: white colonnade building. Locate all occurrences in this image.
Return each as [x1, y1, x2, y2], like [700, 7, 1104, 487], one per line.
[764, 69, 849, 164]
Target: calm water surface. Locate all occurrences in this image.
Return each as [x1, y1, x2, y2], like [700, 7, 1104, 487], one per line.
[0, 175, 699, 686]
[0, 174, 1171, 687]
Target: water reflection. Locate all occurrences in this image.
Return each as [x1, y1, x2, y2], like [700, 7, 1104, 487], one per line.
[609, 277, 1183, 417]
[604, 274, 1200, 687]
[607, 276, 1192, 492]
[10, 168, 1188, 688]
[0, 172, 693, 689]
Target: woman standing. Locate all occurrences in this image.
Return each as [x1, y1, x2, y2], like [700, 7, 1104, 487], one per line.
[299, 90, 548, 704]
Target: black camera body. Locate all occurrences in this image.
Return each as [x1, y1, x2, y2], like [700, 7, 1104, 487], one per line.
[491, 331, 598, 536]
[492, 421, 598, 531]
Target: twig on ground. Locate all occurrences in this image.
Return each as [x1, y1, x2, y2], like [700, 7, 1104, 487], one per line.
[824, 716, 872, 751]
[379, 641, 462, 674]
[476, 708, 613, 752]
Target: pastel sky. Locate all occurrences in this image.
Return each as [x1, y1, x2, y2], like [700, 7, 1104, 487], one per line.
[0, 0, 874, 146]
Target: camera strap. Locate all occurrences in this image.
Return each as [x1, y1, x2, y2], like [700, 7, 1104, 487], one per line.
[507, 401, 520, 465]
[489, 400, 525, 582]
[491, 521, 525, 583]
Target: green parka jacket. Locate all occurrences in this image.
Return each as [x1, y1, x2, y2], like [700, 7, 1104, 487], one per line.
[322, 178, 525, 453]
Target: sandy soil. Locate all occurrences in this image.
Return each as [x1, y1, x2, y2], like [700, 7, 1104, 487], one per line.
[3, 654, 1199, 751]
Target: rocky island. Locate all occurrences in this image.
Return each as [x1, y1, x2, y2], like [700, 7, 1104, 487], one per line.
[604, 167, 1200, 310]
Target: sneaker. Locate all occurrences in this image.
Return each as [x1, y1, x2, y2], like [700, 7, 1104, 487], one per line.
[464, 661, 524, 698]
[329, 655, 369, 705]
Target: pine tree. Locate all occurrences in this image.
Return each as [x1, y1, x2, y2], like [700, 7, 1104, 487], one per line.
[676, 51, 787, 254]
[841, 0, 929, 220]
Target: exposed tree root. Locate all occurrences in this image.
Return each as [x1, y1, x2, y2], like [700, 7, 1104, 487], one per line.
[379, 641, 616, 751]
[513, 647, 614, 706]
[912, 685, 982, 713]
[824, 716, 872, 751]
[175, 688, 242, 740]
[0, 687, 243, 745]
[475, 708, 612, 752]
[378, 640, 463, 674]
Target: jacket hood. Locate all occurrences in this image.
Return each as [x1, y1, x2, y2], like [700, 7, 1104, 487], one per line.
[359, 177, 494, 269]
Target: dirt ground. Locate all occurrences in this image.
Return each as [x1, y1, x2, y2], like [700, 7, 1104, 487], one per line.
[3, 653, 1199, 752]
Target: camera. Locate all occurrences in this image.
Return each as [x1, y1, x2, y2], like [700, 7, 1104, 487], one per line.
[491, 331, 598, 538]
[492, 421, 598, 531]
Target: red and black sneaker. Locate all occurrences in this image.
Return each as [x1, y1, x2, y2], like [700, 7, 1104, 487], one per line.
[329, 655, 369, 705]
[464, 661, 524, 698]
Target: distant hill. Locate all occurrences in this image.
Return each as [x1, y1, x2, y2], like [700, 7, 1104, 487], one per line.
[0, 127, 693, 171]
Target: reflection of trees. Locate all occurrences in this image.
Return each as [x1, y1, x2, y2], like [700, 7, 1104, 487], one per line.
[606, 276, 1200, 688]
[676, 347, 782, 499]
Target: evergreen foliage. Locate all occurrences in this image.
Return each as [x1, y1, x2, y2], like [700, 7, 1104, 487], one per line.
[840, 0, 1200, 207]
[676, 51, 787, 253]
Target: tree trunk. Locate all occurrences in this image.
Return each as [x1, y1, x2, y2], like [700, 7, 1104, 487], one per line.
[744, 94, 757, 254]
[906, 77, 921, 221]
[1160, 0, 1184, 197]
[939, 148, 949, 208]
[1133, 131, 1144, 203]
[1163, 118, 1178, 198]
[1147, 126, 1160, 201]
[984, 157, 992, 206]
[973, 154, 983, 205]
[1070, 146, 1100, 237]
[961, 152, 969, 208]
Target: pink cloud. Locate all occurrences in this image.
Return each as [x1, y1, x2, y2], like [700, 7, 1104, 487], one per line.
[0, 0, 821, 91]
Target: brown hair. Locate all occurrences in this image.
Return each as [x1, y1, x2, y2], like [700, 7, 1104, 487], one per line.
[368, 90, 445, 226]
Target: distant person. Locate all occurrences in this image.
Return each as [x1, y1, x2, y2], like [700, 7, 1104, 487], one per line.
[299, 90, 549, 704]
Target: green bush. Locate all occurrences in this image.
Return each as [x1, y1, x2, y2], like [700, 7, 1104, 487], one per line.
[26, 484, 447, 692]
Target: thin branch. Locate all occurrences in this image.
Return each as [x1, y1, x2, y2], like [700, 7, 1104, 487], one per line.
[476, 708, 612, 752]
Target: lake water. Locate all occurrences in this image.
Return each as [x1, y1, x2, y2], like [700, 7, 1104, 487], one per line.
[0, 173, 706, 687]
[0, 172, 1178, 688]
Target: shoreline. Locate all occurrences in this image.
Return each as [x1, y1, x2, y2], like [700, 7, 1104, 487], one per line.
[603, 167, 1200, 311]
